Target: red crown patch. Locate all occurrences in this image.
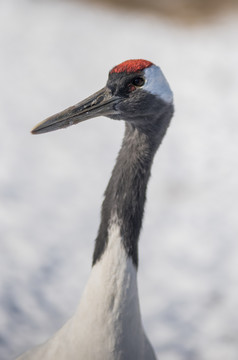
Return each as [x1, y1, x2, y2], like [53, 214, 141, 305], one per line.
[110, 59, 153, 74]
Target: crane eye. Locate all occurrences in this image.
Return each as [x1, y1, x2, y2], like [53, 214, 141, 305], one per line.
[131, 77, 145, 87]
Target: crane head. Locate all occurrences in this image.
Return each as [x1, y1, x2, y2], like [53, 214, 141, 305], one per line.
[32, 59, 173, 134]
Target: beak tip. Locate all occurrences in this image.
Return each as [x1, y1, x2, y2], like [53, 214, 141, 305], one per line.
[31, 123, 47, 135]
[31, 126, 39, 135]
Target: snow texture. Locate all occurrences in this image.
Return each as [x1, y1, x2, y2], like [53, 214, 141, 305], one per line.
[0, 1, 238, 359]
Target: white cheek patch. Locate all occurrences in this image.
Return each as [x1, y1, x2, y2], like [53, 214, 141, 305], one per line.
[143, 65, 173, 104]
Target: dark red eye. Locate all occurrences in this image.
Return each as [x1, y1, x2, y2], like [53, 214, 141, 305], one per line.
[131, 77, 145, 87]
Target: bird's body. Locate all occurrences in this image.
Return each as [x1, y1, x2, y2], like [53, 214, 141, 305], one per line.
[19, 219, 155, 360]
[17, 60, 174, 360]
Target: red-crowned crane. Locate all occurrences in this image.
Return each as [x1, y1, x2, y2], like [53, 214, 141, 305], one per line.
[17, 59, 174, 360]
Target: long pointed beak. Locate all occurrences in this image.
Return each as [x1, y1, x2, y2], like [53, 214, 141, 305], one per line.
[31, 87, 120, 134]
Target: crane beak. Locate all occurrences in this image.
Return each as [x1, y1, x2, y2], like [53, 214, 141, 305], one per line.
[31, 87, 120, 134]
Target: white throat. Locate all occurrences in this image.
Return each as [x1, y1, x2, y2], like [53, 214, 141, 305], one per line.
[143, 65, 173, 104]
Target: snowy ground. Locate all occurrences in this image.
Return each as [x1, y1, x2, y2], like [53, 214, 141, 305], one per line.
[1, 0, 238, 359]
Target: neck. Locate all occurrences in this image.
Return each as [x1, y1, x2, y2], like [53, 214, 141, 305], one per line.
[93, 108, 172, 268]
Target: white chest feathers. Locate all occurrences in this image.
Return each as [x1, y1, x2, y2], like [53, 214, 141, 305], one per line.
[17, 219, 156, 360]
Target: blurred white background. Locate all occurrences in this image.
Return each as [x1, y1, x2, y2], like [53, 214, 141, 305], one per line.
[0, 0, 238, 359]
